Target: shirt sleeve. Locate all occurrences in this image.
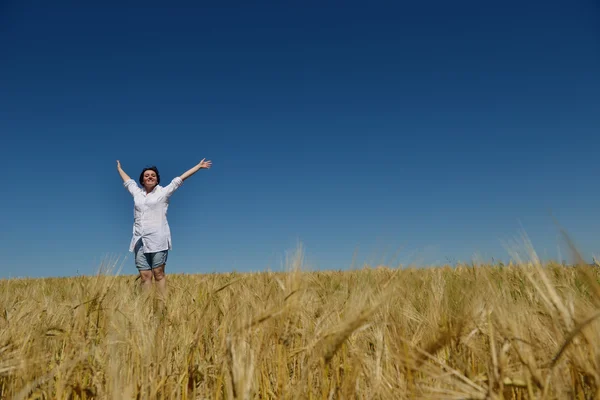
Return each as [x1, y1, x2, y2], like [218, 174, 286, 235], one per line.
[162, 177, 183, 198]
[123, 179, 142, 197]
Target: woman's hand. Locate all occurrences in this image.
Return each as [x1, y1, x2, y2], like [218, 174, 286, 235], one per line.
[199, 158, 212, 169]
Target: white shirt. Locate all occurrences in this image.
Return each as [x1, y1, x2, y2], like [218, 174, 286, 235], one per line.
[123, 177, 183, 253]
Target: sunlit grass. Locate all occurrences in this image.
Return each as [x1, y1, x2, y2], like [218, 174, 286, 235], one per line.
[2, 246, 600, 399]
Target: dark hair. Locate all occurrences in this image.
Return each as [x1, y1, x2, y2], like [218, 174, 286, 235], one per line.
[139, 166, 161, 185]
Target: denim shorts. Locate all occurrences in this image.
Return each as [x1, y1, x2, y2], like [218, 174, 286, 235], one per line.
[134, 240, 168, 271]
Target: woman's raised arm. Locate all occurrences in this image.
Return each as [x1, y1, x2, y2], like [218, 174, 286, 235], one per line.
[179, 158, 212, 182]
[116, 160, 132, 183]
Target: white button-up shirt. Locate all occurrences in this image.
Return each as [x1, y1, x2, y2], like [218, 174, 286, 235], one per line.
[123, 177, 183, 253]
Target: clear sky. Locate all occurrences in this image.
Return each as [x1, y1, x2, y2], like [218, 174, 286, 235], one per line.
[1, 0, 599, 278]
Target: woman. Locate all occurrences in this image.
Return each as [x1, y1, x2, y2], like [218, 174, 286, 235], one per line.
[116, 158, 212, 296]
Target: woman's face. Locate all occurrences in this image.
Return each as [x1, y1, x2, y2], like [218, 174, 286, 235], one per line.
[143, 170, 158, 189]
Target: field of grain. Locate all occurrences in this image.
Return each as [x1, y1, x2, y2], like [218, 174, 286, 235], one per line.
[2, 247, 600, 399]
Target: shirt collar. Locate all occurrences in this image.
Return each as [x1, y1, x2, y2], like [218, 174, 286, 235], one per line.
[144, 185, 159, 196]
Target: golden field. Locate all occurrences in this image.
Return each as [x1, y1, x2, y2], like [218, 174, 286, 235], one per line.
[2, 248, 600, 399]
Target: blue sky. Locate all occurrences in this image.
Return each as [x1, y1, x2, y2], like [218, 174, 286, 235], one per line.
[1, 0, 599, 278]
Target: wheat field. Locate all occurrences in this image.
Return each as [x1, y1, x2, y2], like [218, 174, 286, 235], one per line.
[2, 247, 600, 399]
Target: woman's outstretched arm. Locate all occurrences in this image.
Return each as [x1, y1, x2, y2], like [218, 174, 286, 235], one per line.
[179, 158, 212, 182]
[116, 160, 132, 183]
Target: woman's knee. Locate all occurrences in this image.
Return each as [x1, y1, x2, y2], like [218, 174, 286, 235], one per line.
[153, 265, 166, 281]
[139, 270, 153, 283]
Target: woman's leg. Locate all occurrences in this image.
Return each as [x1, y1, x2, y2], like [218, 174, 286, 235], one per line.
[139, 269, 153, 291]
[135, 240, 153, 291]
[152, 264, 167, 298]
